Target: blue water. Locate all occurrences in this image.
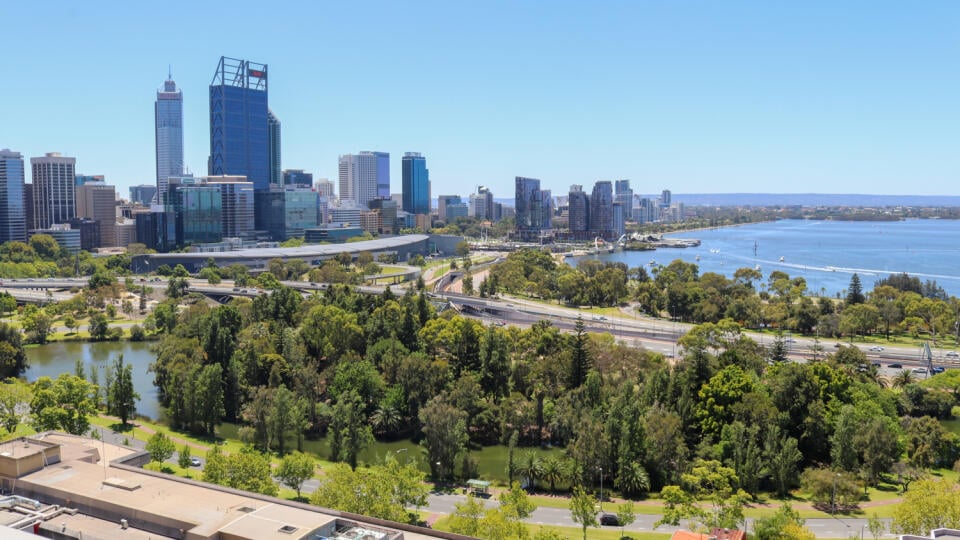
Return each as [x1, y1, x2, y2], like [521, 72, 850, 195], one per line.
[583, 219, 960, 298]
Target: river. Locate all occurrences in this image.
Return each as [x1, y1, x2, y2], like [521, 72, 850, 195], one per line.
[25, 341, 162, 420]
[584, 219, 960, 297]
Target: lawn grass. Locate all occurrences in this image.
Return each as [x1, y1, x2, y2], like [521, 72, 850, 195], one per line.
[431, 515, 673, 540]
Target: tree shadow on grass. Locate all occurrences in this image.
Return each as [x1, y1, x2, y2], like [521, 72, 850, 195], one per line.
[109, 422, 135, 433]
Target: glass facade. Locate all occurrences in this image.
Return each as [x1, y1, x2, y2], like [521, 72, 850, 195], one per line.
[268, 109, 282, 186]
[156, 76, 184, 202]
[0, 149, 26, 243]
[175, 185, 222, 245]
[375, 151, 390, 200]
[209, 58, 270, 191]
[401, 152, 430, 215]
[284, 189, 319, 239]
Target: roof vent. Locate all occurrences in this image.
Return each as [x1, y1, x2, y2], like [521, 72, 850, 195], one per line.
[279, 525, 298, 534]
[238, 506, 255, 513]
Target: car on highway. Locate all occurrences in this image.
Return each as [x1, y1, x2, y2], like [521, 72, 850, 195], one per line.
[868, 346, 884, 352]
[599, 514, 620, 526]
[888, 363, 903, 369]
[946, 351, 960, 359]
[912, 367, 928, 375]
[932, 366, 946, 374]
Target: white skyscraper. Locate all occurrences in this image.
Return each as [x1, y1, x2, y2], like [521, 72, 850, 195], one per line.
[31, 152, 76, 229]
[155, 71, 184, 203]
[338, 151, 387, 208]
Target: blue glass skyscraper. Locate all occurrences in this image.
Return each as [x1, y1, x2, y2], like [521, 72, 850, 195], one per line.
[209, 57, 270, 191]
[0, 149, 26, 243]
[375, 151, 390, 200]
[401, 152, 430, 215]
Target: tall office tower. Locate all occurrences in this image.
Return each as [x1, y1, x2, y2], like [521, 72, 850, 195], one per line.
[374, 151, 390, 200]
[401, 152, 430, 215]
[567, 184, 589, 238]
[437, 195, 461, 221]
[206, 176, 255, 237]
[476, 186, 495, 221]
[155, 71, 184, 203]
[76, 183, 118, 247]
[612, 202, 625, 237]
[339, 151, 389, 209]
[31, 153, 76, 229]
[170, 182, 223, 246]
[661, 189, 671, 207]
[210, 56, 269, 189]
[514, 176, 539, 237]
[283, 169, 313, 188]
[268, 109, 282, 186]
[539, 189, 553, 230]
[0, 149, 26, 243]
[315, 178, 335, 199]
[590, 181, 615, 240]
[615, 179, 633, 221]
[515, 176, 551, 239]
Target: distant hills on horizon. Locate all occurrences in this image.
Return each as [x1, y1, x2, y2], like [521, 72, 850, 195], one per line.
[489, 193, 960, 208]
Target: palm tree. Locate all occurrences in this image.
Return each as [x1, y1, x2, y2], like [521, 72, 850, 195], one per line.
[616, 461, 650, 497]
[515, 450, 544, 491]
[369, 405, 402, 437]
[541, 454, 569, 493]
[891, 369, 916, 389]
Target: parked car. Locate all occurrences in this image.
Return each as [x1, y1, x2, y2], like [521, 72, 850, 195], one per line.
[888, 363, 903, 369]
[190, 457, 201, 467]
[599, 514, 620, 526]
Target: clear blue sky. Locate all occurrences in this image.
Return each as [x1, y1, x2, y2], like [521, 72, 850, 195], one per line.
[2, 1, 958, 199]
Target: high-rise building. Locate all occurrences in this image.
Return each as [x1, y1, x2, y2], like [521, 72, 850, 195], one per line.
[437, 195, 462, 221]
[567, 184, 589, 237]
[210, 57, 269, 190]
[0, 149, 26, 243]
[206, 176, 255, 238]
[129, 184, 158, 205]
[76, 182, 118, 247]
[368, 198, 398, 235]
[156, 72, 184, 203]
[401, 152, 430, 215]
[374, 151, 390, 200]
[590, 181, 614, 240]
[615, 179, 633, 221]
[515, 176, 550, 239]
[661, 189, 671, 207]
[284, 188, 318, 240]
[477, 186, 495, 221]
[338, 151, 389, 209]
[315, 178, 335, 199]
[283, 169, 313, 188]
[171, 182, 222, 246]
[31, 153, 76, 229]
[268, 109, 282, 186]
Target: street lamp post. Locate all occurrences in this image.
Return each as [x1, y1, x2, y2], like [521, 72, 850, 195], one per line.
[599, 467, 603, 511]
[832, 473, 839, 516]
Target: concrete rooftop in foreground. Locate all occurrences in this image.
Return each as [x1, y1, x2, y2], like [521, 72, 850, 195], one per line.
[0, 433, 446, 540]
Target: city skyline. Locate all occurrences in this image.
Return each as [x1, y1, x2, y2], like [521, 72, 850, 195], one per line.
[2, 2, 958, 198]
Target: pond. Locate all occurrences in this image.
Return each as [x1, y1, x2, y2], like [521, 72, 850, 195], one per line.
[25, 340, 162, 420]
